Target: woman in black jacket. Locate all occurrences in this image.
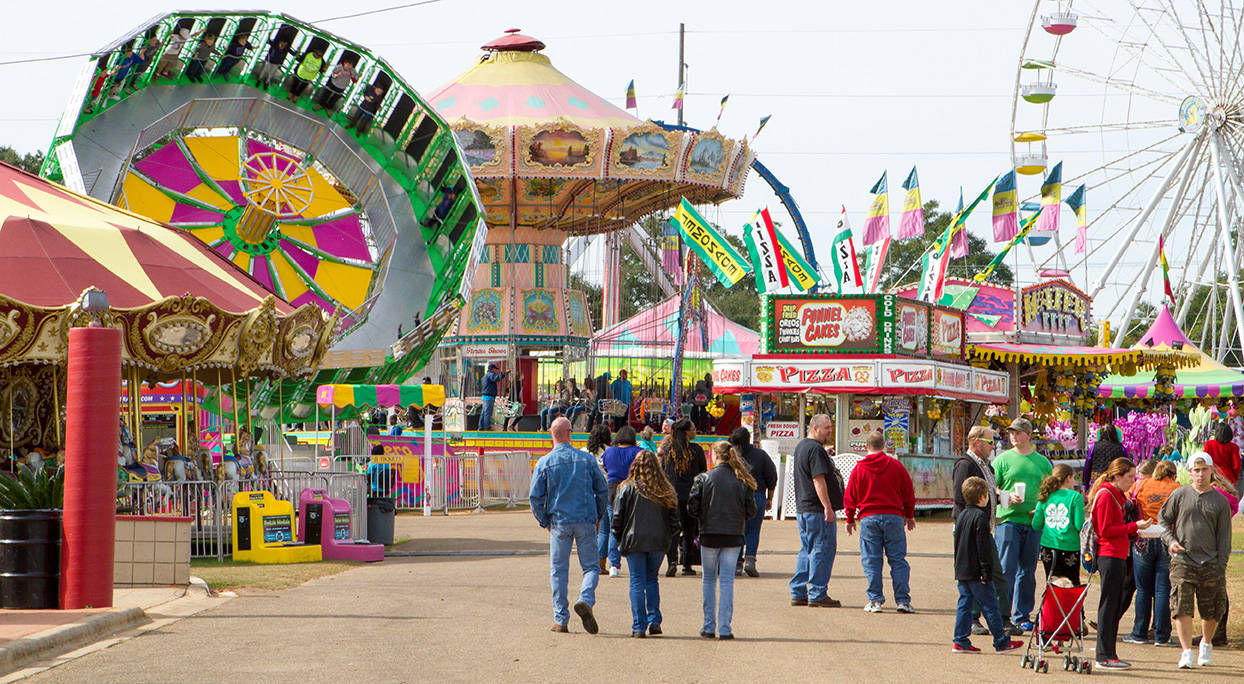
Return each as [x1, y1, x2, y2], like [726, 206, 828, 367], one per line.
[1086, 425, 1128, 488]
[730, 427, 777, 577]
[688, 441, 757, 639]
[610, 450, 680, 638]
[661, 418, 707, 576]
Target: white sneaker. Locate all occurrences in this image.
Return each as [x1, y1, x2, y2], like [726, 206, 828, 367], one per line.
[896, 603, 915, 614]
[1198, 641, 1212, 666]
[1178, 649, 1197, 669]
[864, 601, 883, 613]
[608, 566, 620, 578]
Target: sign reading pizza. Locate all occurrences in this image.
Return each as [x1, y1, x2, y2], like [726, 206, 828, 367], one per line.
[930, 308, 965, 359]
[769, 296, 881, 353]
[1017, 280, 1091, 337]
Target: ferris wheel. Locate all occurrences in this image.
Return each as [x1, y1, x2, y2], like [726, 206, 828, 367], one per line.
[1010, 0, 1244, 359]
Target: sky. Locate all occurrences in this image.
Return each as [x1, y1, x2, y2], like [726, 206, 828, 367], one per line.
[0, 0, 1214, 329]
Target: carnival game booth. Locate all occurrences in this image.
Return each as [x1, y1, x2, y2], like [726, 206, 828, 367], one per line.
[712, 293, 1010, 512]
[897, 278, 1177, 458]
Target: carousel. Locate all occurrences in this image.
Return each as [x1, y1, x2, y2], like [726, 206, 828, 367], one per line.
[0, 160, 335, 478]
[417, 29, 753, 429]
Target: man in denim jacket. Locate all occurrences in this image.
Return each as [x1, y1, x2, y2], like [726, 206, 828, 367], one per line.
[530, 417, 609, 633]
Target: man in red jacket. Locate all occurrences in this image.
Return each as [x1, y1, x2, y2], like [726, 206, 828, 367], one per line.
[845, 431, 917, 614]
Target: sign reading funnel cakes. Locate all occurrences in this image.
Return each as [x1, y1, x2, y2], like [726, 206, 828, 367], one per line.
[771, 297, 880, 352]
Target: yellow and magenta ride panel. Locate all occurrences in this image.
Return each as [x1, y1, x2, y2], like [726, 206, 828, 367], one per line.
[231, 490, 321, 564]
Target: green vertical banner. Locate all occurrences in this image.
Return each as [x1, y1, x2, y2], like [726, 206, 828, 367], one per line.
[672, 198, 751, 288]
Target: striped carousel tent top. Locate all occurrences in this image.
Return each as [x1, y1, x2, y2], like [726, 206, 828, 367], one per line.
[315, 384, 446, 409]
[1097, 306, 1244, 399]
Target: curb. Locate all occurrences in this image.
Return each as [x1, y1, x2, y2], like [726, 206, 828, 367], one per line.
[0, 606, 149, 676]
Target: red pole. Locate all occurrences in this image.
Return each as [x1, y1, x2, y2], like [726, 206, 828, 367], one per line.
[60, 326, 121, 609]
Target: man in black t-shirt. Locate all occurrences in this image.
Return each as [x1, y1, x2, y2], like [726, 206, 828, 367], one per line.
[789, 413, 843, 608]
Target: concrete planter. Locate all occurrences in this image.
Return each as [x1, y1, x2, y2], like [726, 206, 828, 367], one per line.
[114, 515, 190, 586]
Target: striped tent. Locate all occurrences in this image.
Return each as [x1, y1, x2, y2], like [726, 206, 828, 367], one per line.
[1097, 307, 1244, 399]
[316, 384, 446, 409]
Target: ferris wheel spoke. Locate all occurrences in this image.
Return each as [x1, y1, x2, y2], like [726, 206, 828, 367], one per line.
[1141, 0, 1216, 97]
[1153, 0, 1219, 97]
[1056, 62, 1183, 105]
[1039, 120, 1177, 136]
[126, 167, 226, 214]
[1077, 4, 1195, 95]
[278, 234, 377, 270]
[276, 207, 359, 227]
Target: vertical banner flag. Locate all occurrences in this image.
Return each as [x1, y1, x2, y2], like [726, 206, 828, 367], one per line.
[866, 236, 891, 294]
[950, 186, 969, 258]
[772, 225, 820, 291]
[1065, 184, 1087, 254]
[1036, 161, 1062, 232]
[991, 169, 1019, 242]
[625, 79, 637, 109]
[742, 209, 789, 293]
[672, 198, 750, 288]
[660, 218, 682, 286]
[672, 82, 684, 111]
[1159, 235, 1175, 304]
[754, 114, 772, 140]
[716, 94, 729, 124]
[898, 166, 923, 239]
[831, 206, 864, 293]
[863, 172, 890, 245]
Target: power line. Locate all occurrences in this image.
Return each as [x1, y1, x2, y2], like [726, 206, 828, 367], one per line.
[316, 0, 446, 23]
[0, 53, 92, 67]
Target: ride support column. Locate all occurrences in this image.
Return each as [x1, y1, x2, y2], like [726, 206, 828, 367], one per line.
[60, 325, 122, 609]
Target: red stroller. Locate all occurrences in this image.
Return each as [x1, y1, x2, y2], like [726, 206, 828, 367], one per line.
[1021, 580, 1092, 674]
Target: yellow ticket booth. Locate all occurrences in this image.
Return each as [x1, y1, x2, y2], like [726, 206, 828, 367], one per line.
[232, 491, 322, 564]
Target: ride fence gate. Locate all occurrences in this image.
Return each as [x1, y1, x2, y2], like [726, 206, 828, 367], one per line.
[118, 472, 369, 561]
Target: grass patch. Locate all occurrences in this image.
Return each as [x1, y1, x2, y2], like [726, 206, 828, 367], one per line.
[189, 558, 364, 591]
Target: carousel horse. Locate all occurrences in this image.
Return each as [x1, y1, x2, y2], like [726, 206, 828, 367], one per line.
[157, 438, 203, 482]
[216, 445, 256, 482]
[118, 439, 162, 483]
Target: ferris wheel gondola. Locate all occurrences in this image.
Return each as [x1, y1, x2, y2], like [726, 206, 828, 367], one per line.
[1010, 0, 1244, 361]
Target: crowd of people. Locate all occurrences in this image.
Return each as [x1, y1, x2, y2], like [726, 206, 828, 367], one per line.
[527, 412, 1239, 670]
[479, 365, 720, 434]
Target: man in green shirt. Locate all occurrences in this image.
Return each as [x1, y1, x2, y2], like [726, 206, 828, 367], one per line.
[992, 417, 1052, 632]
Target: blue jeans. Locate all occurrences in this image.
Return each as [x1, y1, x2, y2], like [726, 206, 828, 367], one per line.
[995, 521, 1041, 624]
[859, 514, 911, 605]
[565, 405, 584, 425]
[955, 580, 1011, 650]
[539, 406, 562, 429]
[479, 396, 495, 431]
[790, 512, 836, 601]
[1129, 538, 1171, 642]
[701, 546, 741, 636]
[596, 500, 611, 562]
[742, 490, 768, 559]
[625, 551, 664, 633]
[548, 522, 599, 626]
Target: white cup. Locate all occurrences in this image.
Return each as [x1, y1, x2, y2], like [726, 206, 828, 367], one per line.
[1013, 482, 1026, 504]
[997, 491, 1010, 510]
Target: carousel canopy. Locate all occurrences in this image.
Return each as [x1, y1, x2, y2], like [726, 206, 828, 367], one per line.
[1098, 307, 1244, 399]
[315, 383, 446, 409]
[591, 295, 760, 358]
[428, 30, 752, 235]
[0, 161, 333, 379]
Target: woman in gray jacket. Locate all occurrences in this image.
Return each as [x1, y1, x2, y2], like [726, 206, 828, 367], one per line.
[688, 441, 757, 639]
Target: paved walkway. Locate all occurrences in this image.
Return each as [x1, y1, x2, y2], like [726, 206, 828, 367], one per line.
[24, 512, 1244, 682]
[0, 587, 183, 646]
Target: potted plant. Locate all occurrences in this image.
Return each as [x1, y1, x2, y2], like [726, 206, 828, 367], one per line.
[0, 464, 64, 609]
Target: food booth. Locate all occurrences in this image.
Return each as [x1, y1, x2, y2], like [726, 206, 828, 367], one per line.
[712, 294, 1010, 510]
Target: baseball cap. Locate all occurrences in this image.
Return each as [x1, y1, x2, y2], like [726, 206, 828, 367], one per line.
[1187, 452, 1214, 469]
[1006, 417, 1034, 434]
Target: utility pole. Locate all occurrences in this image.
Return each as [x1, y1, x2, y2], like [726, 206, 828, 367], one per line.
[677, 22, 685, 126]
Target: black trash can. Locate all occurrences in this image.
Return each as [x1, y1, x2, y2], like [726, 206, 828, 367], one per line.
[0, 509, 62, 609]
[366, 497, 396, 545]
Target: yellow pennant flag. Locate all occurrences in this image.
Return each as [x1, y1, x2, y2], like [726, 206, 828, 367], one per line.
[673, 199, 750, 288]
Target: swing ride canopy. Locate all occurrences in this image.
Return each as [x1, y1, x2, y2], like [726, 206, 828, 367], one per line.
[1097, 307, 1244, 399]
[315, 383, 446, 409]
[590, 294, 760, 358]
[0, 160, 334, 380]
[427, 30, 754, 236]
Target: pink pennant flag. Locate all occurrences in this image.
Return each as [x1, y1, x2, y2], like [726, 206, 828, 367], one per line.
[950, 225, 968, 258]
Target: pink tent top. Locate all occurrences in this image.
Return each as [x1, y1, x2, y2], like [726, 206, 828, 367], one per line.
[591, 295, 759, 357]
[1134, 306, 1194, 350]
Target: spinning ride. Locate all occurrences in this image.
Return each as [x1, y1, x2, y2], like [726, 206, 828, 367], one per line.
[1011, 1, 1244, 360]
[420, 30, 752, 406]
[41, 10, 488, 419]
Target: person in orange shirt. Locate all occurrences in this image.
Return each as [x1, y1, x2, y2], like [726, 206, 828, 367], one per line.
[1124, 460, 1181, 646]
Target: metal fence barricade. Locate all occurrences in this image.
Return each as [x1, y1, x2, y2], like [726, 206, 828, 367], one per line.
[479, 451, 532, 508]
[326, 472, 369, 540]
